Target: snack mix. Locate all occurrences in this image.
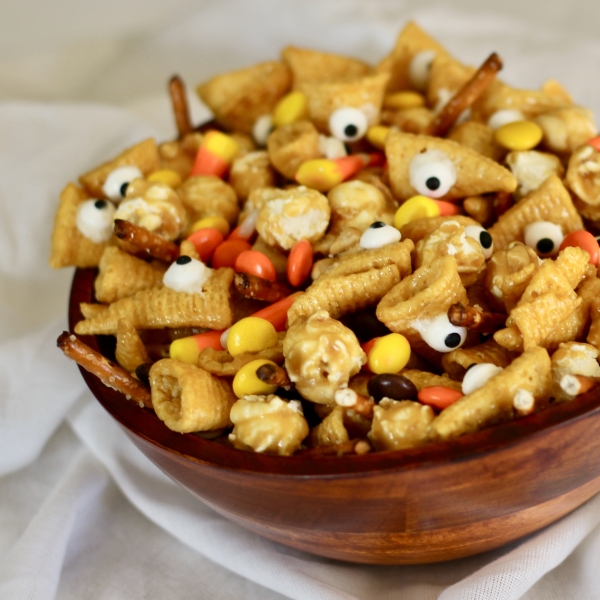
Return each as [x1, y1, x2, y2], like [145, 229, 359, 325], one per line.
[54, 22, 600, 457]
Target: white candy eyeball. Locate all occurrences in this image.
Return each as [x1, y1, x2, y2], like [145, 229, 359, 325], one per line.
[409, 149, 457, 198]
[163, 255, 212, 294]
[408, 50, 437, 91]
[419, 313, 467, 353]
[523, 221, 563, 257]
[76, 199, 116, 243]
[328, 107, 368, 142]
[465, 225, 494, 259]
[252, 114, 273, 147]
[487, 109, 525, 131]
[462, 363, 503, 395]
[360, 221, 401, 249]
[102, 166, 143, 202]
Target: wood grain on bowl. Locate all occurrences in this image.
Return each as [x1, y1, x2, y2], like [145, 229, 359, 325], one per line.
[70, 267, 600, 564]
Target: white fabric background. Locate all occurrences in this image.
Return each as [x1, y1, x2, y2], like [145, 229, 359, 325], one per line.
[2, 1, 600, 598]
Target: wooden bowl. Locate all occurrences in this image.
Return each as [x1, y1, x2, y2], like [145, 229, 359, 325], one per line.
[70, 267, 600, 564]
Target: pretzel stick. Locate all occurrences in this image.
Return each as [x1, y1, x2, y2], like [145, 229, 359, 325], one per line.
[169, 75, 193, 138]
[560, 374, 599, 397]
[255, 362, 291, 387]
[334, 388, 375, 418]
[234, 272, 293, 303]
[299, 439, 371, 457]
[426, 52, 503, 137]
[57, 331, 153, 408]
[448, 302, 506, 333]
[114, 219, 179, 262]
[513, 388, 535, 417]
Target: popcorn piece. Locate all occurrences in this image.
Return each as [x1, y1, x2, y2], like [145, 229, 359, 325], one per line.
[158, 132, 203, 179]
[566, 144, 600, 206]
[94, 246, 166, 304]
[488, 175, 583, 251]
[229, 394, 309, 455]
[150, 359, 236, 433]
[79, 138, 161, 199]
[178, 175, 239, 225]
[115, 318, 150, 373]
[415, 220, 486, 287]
[49, 183, 109, 268]
[550, 342, 600, 402]
[282, 46, 371, 87]
[327, 180, 395, 235]
[587, 298, 600, 350]
[534, 106, 597, 156]
[505, 150, 565, 199]
[283, 310, 366, 404]
[448, 121, 505, 161]
[74, 268, 234, 335]
[433, 346, 552, 440]
[369, 399, 436, 451]
[256, 186, 330, 250]
[309, 405, 350, 448]
[197, 61, 292, 134]
[229, 151, 276, 200]
[385, 131, 517, 201]
[267, 120, 322, 179]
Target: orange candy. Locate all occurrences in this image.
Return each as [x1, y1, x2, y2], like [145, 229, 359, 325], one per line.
[251, 292, 303, 331]
[587, 135, 600, 152]
[559, 230, 600, 266]
[235, 250, 277, 282]
[434, 199, 462, 216]
[418, 386, 464, 410]
[211, 239, 252, 269]
[287, 240, 313, 287]
[186, 228, 224, 263]
[360, 337, 379, 358]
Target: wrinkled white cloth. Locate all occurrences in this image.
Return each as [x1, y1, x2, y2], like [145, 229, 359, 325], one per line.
[2, 1, 600, 598]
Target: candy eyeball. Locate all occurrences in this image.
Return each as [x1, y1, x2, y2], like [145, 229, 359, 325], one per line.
[523, 221, 563, 257]
[328, 107, 368, 142]
[409, 149, 457, 198]
[487, 109, 525, 131]
[163, 255, 212, 294]
[408, 50, 437, 92]
[102, 166, 144, 202]
[419, 313, 467, 353]
[360, 221, 401, 249]
[462, 363, 503, 395]
[465, 225, 494, 259]
[76, 199, 116, 243]
[252, 114, 273, 147]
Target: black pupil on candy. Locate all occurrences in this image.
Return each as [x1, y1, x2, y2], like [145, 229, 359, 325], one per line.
[94, 200, 107, 209]
[445, 332, 461, 348]
[370, 221, 386, 229]
[344, 124, 358, 138]
[536, 238, 554, 254]
[176, 256, 192, 265]
[479, 231, 493, 249]
[120, 182, 129, 197]
[426, 176, 440, 191]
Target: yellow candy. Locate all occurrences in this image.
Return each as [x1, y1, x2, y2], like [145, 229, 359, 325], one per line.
[227, 316, 278, 357]
[394, 195, 440, 229]
[366, 125, 391, 150]
[169, 337, 200, 365]
[295, 158, 344, 192]
[147, 169, 182, 188]
[272, 91, 308, 128]
[203, 130, 240, 162]
[189, 215, 230, 237]
[368, 333, 411, 374]
[383, 91, 425, 110]
[233, 359, 279, 398]
[494, 120, 543, 151]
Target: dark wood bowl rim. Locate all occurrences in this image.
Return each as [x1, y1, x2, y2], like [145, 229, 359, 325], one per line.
[70, 267, 600, 478]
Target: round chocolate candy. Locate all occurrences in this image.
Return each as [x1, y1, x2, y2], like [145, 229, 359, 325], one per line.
[367, 373, 418, 402]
